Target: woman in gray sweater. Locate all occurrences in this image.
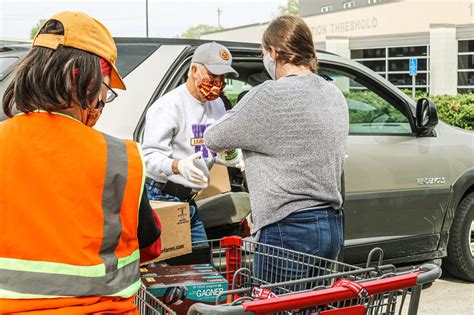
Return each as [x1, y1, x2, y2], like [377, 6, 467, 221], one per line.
[204, 15, 349, 284]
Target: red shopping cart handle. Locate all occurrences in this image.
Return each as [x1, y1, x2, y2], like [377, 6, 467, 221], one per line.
[187, 304, 367, 315]
[241, 264, 440, 314]
[187, 264, 440, 314]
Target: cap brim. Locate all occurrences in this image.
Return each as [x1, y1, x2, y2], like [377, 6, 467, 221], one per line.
[205, 64, 239, 78]
[110, 63, 126, 90]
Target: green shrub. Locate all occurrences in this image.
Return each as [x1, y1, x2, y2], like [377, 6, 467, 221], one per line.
[401, 90, 473, 131]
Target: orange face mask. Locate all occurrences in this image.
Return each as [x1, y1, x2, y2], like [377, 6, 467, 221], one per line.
[85, 107, 102, 127]
[197, 68, 226, 101]
[84, 98, 105, 127]
[75, 59, 111, 127]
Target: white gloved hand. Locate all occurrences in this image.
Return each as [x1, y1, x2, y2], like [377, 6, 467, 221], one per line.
[177, 152, 208, 184]
[215, 149, 245, 171]
[235, 159, 245, 172]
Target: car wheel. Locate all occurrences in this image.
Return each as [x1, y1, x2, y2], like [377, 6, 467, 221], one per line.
[444, 192, 474, 282]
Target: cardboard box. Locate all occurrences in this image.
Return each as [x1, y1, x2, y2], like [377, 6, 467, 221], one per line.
[140, 264, 217, 278]
[142, 272, 228, 313]
[144, 201, 192, 264]
[195, 164, 231, 201]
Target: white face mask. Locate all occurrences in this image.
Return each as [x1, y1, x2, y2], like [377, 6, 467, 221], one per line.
[263, 52, 276, 80]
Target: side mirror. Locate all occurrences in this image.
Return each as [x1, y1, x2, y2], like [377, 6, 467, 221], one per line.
[416, 98, 438, 136]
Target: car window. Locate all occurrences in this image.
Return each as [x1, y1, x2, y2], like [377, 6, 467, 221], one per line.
[0, 57, 18, 81]
[224, 78, 252, 107]
[115, 43, 160, 78]
[1, 48, 27, 121]
[319, 69, 412, 135]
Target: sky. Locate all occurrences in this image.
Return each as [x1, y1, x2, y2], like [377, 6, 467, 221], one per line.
[0, 0, 287, 39]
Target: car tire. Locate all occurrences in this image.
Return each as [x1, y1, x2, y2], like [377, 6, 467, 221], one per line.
[443, 192, 474, 282]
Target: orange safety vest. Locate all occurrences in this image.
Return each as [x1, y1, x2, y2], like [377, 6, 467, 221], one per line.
[0, 112, 145, 314]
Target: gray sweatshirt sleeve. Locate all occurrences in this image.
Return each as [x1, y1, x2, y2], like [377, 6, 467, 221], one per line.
[142, 98, 178, 179]
[204, 83, 273, 153]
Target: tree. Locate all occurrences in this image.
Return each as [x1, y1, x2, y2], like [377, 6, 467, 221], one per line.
[181, 24, 224, 39]
[278, 0, 300, 16]
[30, 19, 46, 39]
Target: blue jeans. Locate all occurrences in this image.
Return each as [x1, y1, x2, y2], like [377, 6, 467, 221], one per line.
[145, 183, 208, 243]
[253, 208, 344, 292]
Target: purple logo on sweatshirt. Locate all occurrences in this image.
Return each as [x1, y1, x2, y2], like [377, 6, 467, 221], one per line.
[191, 124, 216, 158]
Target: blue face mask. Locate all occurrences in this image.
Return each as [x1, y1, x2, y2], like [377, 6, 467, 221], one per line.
[263, 53, 276, 80]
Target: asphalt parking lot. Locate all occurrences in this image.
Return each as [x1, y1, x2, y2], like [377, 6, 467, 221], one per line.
[405, 272, 473, 315]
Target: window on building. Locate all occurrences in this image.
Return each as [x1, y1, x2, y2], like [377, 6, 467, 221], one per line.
[368, 0, 382, 4]
[351, 48, 386, 59]
[459, 40, 474, 53]
[458, 55, 474, 69]
[351, 48, 387, 81]
[458, 40, 474, 94]
[321, 5, 332, 13]
[343, 1, 355, 9]
[389, 58, 427, 72]
[388, 46, 427, 57]
[458, 72, 474, 86]
[351, 45, 430, 93]
[359, 60, 386, 72]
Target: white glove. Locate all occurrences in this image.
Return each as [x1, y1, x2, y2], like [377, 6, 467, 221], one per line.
[177, 152, 208, 184]
[215, 149, 245, 171]
[235, 159, 245, 172]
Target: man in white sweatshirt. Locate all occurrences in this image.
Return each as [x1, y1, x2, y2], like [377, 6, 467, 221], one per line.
[142, 42, 239, 242]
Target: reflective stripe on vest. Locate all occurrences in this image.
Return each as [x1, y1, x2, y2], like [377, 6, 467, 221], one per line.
[101, 134, 128, 276]
[0, 252, 140, 298]
[0, 131, 143, 299]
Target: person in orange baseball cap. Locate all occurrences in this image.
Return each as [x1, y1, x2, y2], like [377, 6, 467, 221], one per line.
[0, 12, 161, 314]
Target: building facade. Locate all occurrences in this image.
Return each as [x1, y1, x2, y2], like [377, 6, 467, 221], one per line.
[201, 0, 474, 95]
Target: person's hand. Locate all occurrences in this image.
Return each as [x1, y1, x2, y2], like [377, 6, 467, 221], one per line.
[235, 159, 245, 172]
[177, 152, 208, 184]
[215, 149, 244, 171]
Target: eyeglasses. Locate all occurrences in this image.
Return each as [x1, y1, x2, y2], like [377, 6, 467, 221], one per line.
[103, 82, 118, 103]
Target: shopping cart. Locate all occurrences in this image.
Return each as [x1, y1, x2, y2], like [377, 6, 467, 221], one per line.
[135, 283, 175, 315]
[137, 236, 441, 315]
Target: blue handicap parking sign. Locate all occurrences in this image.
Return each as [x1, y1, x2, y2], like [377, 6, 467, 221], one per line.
[409, 58, 417, 76]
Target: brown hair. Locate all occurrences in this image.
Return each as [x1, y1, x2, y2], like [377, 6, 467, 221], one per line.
[262, 15, 318, 73]
[2, 20, 102, 118]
